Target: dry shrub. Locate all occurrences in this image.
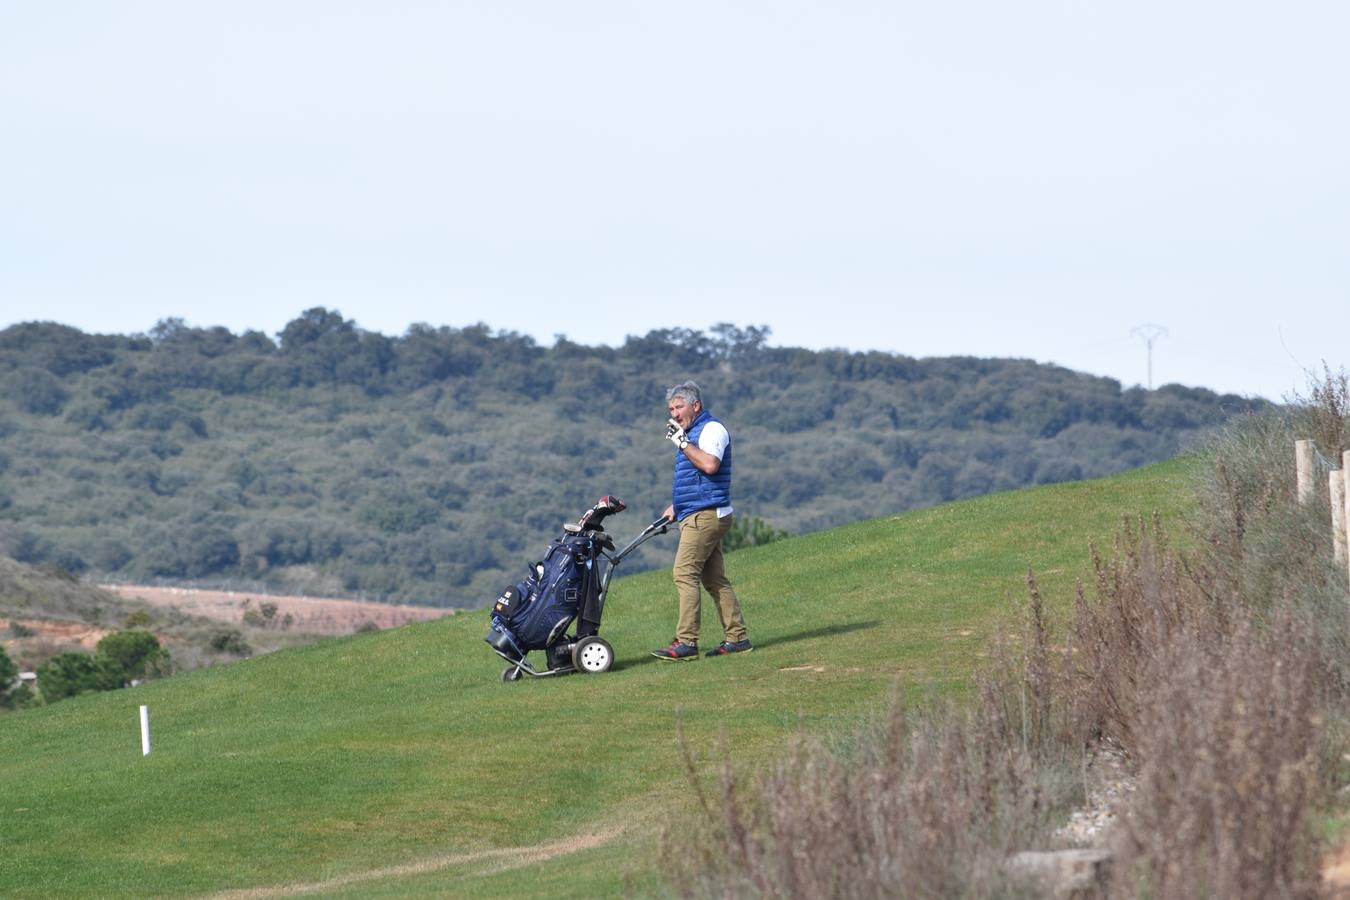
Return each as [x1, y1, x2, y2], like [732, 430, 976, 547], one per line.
[1294, 363, 1350, 461]
[665, 702, 1070, 899]
[10, 636, 64, 671]
[1066, 378, 1347, 896]
[974, 570, 1084, 762]
[1194, 404, 1350, 691]
[1109, 612, 1327, 899]
[1061, 476, 1340, 897]
[1197, 369, 1347, 611]
[1063, 516, 1230, 753]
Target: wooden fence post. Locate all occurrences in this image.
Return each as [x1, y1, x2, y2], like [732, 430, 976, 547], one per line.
[1333, 469, 1347, 565]
[1296, 440, 1316, 504]
[1344, 451, 1350, 589]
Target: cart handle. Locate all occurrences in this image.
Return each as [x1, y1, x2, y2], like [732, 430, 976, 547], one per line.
[609, 515, 671, 563]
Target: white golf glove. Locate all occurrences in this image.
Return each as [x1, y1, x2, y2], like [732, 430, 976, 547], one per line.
[665, 418, 690, 449]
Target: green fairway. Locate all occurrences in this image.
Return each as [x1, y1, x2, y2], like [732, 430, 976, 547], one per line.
[0, 458, 1197, 898]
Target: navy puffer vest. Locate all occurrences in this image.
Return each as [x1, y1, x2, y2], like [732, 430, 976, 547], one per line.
[672, 410, 732, 522]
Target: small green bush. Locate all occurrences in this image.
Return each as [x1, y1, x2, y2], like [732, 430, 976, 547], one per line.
[207, 629, 252, 656]
[95, 630, 171, 686]
[35, 652, 118, 701]
[124, 609, 154, 628]
[721, 515, 790, 553]
[0, 644, 17, 696]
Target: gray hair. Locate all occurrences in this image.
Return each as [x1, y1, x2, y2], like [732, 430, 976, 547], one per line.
[666, 380, 703, 407]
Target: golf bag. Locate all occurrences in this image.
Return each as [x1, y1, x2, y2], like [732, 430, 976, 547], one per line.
[489, 530, 606, 652]
[485, 495, 625, 661]
[484, 494, 670, 680]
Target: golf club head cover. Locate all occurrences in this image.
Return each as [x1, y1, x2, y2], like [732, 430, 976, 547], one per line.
[577, 494, 626, 530]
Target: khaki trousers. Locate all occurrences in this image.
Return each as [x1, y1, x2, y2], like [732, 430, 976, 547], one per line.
[673, 509, 748, 646]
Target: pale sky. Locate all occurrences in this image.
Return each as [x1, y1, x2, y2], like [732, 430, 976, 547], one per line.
[2, 1, 1346, 402]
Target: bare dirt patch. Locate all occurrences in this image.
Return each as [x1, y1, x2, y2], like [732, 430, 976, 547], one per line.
[100, 585, 457, 636]
[1, 619, 113, 670]
[5, 619, 111, 651]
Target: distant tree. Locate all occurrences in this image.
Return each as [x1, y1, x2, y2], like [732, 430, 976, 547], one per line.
[276, 307, 394, 388]
[5, 367, 69, 415]
[1035, 458, 1084, 485]
[62, 400, 109, 431]
[392, 323, 482, 388]
[241, 600, 281, 629]
[277, 307, 362, 385]
[7, 531, 57, 567]
[90, 362, 169, 411]
[95, 630, 171, 686]
[180, 525, 240, 577]
[4, 686, 38, 711]
[620, 328, 716, 369]
[35, 652, 118, 701]
[0, 644, 17, 694]
[0, 644, 37, 710]
[149, 317, 190, 343]
[278, 307, 354, 351]
[953, 459, 1000, 498]
[915, 453, 960, 504]
[0, 322, 119, 376]
[124, 609, 154, 628]
[208, 629, 252, 656]
[709, 323, 771, 362]
[358, 484, 441, 535]
[239, 330, 277, 354]
[89, 539, 134, 573]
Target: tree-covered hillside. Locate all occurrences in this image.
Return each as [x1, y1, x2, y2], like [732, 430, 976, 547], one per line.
[0, 309, 1265, 605]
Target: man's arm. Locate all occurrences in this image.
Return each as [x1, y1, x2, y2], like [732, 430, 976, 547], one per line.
[679, 442, 721, 476]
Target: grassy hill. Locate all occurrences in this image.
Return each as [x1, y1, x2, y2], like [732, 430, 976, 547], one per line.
[0, 457, 1197, 897]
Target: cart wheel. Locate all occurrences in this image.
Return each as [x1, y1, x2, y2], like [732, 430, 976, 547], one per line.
[571, 636, 614, 674]
[501, 665, 523, 682]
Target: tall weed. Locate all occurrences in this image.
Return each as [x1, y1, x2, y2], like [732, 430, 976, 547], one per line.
[1108, 612, 1327, 899]
[1296, 364, 1349, 461]
[664, 701, 1076, 899]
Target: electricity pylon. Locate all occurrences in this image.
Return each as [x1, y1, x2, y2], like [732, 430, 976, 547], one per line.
[1131, 323, 1168, 390]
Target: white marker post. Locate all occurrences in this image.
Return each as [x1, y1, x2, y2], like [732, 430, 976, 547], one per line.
[139, 705, 151, 756]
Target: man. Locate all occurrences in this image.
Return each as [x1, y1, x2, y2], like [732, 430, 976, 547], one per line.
[651, 381, 753, 660]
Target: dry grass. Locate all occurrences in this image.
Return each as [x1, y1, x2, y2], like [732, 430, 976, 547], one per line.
[1296, 364, 1350, 461]
[1058, 510, 1332, 896]
[665, 704, 1069, 899]
[1108, 611, 1326, 899]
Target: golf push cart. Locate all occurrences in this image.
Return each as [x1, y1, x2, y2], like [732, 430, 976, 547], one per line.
[484, 495, 669, 682]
